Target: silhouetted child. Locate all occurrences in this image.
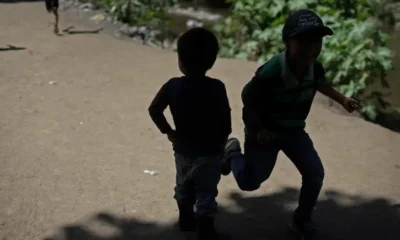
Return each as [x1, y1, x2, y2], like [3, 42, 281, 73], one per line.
[148, 27, 231, 240]
[221, 9, 359, 240]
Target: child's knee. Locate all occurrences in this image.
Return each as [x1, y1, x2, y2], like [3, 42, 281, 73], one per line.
[234, 169, 264, 191]
[303, 168, 325, 187]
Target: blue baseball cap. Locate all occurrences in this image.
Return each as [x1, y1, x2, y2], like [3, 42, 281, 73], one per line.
[282, 9, 334, 41]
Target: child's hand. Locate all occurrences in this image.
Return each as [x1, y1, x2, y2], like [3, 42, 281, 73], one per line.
[167, 130, 176, 143]
[257, 129, 276, 145]
[342, 97, 360, 113]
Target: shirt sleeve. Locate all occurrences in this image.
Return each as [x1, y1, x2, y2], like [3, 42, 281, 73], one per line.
[148, 80, 173, 134]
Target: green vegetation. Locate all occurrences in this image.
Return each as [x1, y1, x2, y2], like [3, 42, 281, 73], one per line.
[77, 0, 399, 122]
[87, 0, 176, 27]
[213, 0, 397, 120]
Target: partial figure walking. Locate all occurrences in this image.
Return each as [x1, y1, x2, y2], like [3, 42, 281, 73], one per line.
[45, 0, 59, 34]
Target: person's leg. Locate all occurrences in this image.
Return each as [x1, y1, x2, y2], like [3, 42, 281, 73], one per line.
[192, 156, 221, 240]
[281, 130, 325, 238]
[53, 8, 59, 34]
[174, 153, 196, 232]
[223, 138, 280, 191]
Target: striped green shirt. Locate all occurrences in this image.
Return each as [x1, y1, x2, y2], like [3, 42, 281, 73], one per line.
[242, 51, 326, 138]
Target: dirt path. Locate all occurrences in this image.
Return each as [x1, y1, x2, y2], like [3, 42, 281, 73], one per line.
[1, 2, 399, 240]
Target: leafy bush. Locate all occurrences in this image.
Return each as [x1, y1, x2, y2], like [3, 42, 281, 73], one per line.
[213, 0, 394, 120]
[98, 0, 176, 26]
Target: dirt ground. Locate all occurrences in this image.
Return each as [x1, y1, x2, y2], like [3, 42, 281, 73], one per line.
[1, 2, 399, 240]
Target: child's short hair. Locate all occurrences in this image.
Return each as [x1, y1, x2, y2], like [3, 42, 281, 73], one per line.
[177, 27, 219, 75]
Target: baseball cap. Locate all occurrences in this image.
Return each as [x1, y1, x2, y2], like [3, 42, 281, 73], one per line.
[282, 9, 333, 41]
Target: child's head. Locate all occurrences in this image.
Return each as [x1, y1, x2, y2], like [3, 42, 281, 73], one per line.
[282, 9, 333, 68]
[177, 27, 219, 76]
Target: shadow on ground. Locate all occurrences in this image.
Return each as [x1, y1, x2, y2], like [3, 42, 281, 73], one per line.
[61, 26, 104, 35]
[0, 45, 26, 51]
[44, 187, 400, 240]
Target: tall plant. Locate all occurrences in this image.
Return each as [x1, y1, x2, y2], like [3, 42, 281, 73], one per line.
[101, 0, 176, 26]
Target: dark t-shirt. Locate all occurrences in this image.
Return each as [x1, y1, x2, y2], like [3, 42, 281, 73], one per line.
[149, 76, 232, 157]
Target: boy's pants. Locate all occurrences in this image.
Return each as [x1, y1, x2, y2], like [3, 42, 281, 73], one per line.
[228, 129, 324, 219]
[174, 153, 221, 217]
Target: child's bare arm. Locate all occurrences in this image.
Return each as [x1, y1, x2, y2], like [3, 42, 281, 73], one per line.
[318, 84, 346, 105]
[316, 62, 360, 113]
[318, 84, 360, 112]
[148, 84, 173, 134]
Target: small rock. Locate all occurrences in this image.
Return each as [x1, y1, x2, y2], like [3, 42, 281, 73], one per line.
[128, 26, 139, 36]
[138, 26, 148, 35]
[119, 24, 130, 33]
[80, 3, 93, 9]
[149, 30, 161, 38]
[186, 19, 204, 29]
[132, 36, 144, 44]
[144, 170, 159, 176]
[168, 7, 222, 22]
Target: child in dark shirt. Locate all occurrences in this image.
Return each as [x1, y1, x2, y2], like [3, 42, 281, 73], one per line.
[148, 27, 231, 240]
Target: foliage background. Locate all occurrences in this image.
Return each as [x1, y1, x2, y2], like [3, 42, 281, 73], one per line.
[213, 0, 397, 120]
[79, 0, 399, 122]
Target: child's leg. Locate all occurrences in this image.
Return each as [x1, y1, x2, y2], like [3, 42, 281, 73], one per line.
[192, 156, 221, 240]
[174, 153, 196, 231]
[281, 130, 324, 237]
[224, 138, 280, 191]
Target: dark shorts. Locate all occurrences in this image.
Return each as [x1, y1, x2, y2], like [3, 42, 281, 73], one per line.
[45, 0, 59, 12]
